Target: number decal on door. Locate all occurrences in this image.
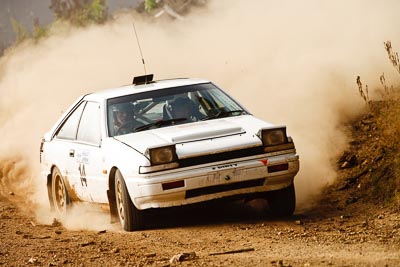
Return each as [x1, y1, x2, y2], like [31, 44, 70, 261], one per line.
[79, 163, 87, 187]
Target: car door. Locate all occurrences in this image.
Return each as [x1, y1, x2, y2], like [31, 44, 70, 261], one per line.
[50, 101, 87, 200]
[74, 101, 108, 203]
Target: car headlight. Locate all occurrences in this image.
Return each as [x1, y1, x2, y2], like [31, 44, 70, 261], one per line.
[257, 127, 295, 152]
[258, 127, 288, 146]
[147, 145, 178, 165]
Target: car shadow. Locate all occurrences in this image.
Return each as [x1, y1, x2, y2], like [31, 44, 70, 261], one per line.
[141, 198, 299, 230]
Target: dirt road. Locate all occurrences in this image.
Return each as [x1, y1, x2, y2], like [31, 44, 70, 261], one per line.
[1, 107, 400, 266]
[1, 187, 399, 267]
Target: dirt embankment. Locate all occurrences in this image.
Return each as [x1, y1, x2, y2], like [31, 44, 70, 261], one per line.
[1, 101, 399, 266]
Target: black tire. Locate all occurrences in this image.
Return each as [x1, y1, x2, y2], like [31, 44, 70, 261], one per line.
[266, 183, 296, 217]
[51, 167, 71, 216]
[115, 169, 144, 231]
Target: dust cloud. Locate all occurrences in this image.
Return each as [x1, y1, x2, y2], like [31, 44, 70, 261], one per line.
[0, 0, 400, 229]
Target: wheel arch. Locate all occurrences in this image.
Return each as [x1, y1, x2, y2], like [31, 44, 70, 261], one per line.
[47, 165, 79, 202]
[46, 166, 55, 210]
[107, 166, 119, 223]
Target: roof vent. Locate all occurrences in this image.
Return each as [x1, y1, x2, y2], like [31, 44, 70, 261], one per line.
[132, 74, 154, 85]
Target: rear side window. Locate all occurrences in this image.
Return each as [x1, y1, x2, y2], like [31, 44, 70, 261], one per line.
[77, 101, 101, 145]
[55, 102, 86, 140]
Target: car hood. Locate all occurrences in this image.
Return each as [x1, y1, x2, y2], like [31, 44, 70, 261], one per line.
[113, 115, 274, 157]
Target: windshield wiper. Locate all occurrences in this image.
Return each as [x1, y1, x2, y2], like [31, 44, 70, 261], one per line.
[135, 118, 187, 132]
[201, 110, 245, 121]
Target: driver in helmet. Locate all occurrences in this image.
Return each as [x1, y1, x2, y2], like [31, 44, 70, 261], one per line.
[113, 103, 134, 135]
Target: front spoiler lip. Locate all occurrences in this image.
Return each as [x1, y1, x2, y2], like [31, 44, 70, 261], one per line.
[133, 171, 297, 210]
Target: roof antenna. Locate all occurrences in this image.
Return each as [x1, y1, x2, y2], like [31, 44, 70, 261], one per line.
[132, 20, 147, 75]
[132, 20, 153, 85]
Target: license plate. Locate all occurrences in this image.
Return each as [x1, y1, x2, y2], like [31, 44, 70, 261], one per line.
[207, 169, 243, 184]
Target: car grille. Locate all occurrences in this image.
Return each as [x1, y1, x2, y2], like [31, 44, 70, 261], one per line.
[185, 178, 266, 199]
[179, 146, 265, 168]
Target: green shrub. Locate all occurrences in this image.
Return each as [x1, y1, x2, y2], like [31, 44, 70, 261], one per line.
[50, 0, 108, 26]
[144, 0, 158, 12]
[10, 17, 29, 43]
[33, 18, 48, 41]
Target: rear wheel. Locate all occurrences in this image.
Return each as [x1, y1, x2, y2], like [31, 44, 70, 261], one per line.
[115, 169, 144, 231]
[51, 167, 71, 216]
[266, 184, 296, 217]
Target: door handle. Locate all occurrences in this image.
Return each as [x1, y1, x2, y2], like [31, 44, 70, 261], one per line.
[69, 149, 75, 157]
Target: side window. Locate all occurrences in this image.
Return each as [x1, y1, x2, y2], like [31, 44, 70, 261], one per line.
[56, 102, 86, 140]
[77, 101, 101, 145]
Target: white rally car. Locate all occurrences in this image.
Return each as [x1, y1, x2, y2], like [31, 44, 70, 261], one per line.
[40, 74, 300, 231]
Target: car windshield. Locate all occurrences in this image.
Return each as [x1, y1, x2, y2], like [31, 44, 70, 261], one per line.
[107, 82, 247, 137]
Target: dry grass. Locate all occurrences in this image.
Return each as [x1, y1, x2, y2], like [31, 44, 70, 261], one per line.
[355, 41, 400, 206]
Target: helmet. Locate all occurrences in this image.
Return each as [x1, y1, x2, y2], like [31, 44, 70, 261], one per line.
[113, 103, 134, 126]
[112, 103, 132, 113]
[168, 97, 194, 119]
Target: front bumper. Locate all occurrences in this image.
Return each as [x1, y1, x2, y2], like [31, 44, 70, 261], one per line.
[126, 151, 299, 210]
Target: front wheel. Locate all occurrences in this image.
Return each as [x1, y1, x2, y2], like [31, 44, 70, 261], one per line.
[115, 169, 144, 231]
[51, 167, 71, 216]
[266, 184, 296, 217]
